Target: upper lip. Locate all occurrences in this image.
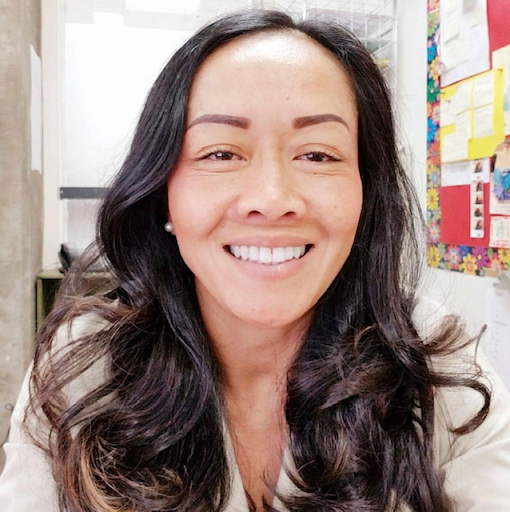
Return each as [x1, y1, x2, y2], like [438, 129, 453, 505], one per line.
[225, 236, 312, 248]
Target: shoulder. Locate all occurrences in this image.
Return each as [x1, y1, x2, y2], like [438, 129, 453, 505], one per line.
[436, 356, 510, 510]
[413, 296, 510, 510]
[0, 313, 112, 509]
[49, 311, 111, 353]
[45, 312, 111, 404]
[411, 294, 459, 338]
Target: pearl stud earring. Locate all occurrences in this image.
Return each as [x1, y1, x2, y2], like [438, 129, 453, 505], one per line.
[164, 221, 174, 234]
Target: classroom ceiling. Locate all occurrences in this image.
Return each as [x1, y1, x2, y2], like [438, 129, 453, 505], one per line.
[64, 0, 396, 68]
[63, 0, 395, 62]
[64, 0, 394, 28]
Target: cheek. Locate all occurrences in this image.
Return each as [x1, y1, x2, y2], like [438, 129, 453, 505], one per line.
[168, 167, 242, 231]
[322, 178, 363, 235]
[167, 175, 211, 233]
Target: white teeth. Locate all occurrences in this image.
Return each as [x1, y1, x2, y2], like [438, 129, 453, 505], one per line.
[259, 247, 272, 263]
[228, 245, 308, 264]
[249, 246, 259, 261]
[273, 247, 286, 263]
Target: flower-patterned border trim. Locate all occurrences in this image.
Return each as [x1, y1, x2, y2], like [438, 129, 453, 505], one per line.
[426, 0, 504, 276]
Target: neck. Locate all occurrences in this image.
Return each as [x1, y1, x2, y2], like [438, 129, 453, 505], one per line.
[215, 320, 306, 396]
[201, 307, 309, 413]
[198, 300, 308, 508]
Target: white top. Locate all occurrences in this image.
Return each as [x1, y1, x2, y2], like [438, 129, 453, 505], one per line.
[1, 298, 510, 511]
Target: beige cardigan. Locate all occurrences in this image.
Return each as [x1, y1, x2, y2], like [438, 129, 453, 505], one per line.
[1, 298, 510, 511]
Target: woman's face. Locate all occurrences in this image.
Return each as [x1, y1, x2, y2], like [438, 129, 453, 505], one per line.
[167, 31, 362, 333]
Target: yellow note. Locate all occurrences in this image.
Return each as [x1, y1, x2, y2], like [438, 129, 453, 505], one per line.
[440, 69, 504, 161]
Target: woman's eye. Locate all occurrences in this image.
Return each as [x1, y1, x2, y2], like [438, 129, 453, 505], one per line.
[202, 150, 237, 161]
[299, 151, 340, 162]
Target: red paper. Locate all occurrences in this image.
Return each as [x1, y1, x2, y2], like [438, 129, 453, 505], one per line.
[488, 0, 510, 64]
[439, 184, 490, 247]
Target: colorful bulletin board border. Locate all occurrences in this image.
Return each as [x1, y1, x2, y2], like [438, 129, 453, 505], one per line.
[426, 0, 509, 276]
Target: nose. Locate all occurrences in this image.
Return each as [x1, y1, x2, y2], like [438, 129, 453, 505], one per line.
[235, 154, 306, 222]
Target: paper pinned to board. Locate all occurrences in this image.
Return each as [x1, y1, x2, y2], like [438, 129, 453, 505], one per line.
[456, 111, 472, 139]
[490, 217, 510, 248]
[490, 139, 510, 215]
[493, 44, 510, 136]
[453, 81, 473, 114]
[485, 283, 510, 390]
[473, 104, 495, 139]
[440, 70, 504, 161]
[442, 36, 469, 71]
[442, 0, 462, 42]
[442, 131, 469, 162]
[470, 170, 484, 239]
[469, 7, 483, 27]
[441, 98, 456, 127]
[441, 161, 472, 186]
[473, 71, 494, 108]
[440, 0, 489, 87]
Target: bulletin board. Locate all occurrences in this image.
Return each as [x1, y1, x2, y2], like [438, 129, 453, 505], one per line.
[426, 0, 510, 275]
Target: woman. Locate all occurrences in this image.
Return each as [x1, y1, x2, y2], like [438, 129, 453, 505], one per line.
[1, 10, 510, 512]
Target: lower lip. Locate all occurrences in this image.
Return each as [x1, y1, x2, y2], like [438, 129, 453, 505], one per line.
[226, 247, 313, 279]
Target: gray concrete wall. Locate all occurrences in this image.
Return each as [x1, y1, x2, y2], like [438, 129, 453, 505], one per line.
[0, 0, 43, 472]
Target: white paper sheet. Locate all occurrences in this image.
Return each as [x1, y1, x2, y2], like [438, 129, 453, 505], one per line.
[493, 45, 510, 135]
[441, 0, 490, 87]
[473, 71, 494, 108]
[471, 157, 490, 182]
[479, 157, 490, 183]
[473, 104, 495, 138]
[30, 45, 42, 173]
[490, 199, 510, 216]
[470, 179, 485, 239]
[441, 98, 456, 127]
[469, 7, 483, 27]
[442, 36, 469, 76]
[441, 161, 472, 186]
[490, 217, 510, 247]
[442, 131, 469, 162]
[486, 283, 510, 390]
[442, 0, 462, 42]
[453, 81, 473, 114]
[456, 111, 472, 139]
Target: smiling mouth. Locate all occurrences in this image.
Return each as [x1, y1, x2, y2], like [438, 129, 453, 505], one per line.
[226, 245, 312, 265]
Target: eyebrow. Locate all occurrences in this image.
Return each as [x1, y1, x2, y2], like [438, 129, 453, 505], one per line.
[293, 114, 350, 131]
[187, 114, 251, 130]
[186, 113, 350, 131]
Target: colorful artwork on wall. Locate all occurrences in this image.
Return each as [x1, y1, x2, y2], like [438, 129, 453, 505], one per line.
[426, 0, 510, 276]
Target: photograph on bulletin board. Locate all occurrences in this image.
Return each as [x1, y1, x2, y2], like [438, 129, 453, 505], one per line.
[427, 0, 510, 275]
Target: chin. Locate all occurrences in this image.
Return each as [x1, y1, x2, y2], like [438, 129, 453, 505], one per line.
[237, 306, 312, 331]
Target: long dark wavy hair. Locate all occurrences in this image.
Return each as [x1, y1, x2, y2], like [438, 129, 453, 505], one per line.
[27, 10, 489, 512]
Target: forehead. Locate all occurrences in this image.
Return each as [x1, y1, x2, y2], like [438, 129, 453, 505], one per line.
[209, 30, 335, 65]
[187, 30, 357, 122]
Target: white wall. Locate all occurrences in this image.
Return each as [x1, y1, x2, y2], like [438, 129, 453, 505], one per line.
[395, 0, 489, 336]
[63, 23, 194, 250]
[42, 0, 65, 270]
